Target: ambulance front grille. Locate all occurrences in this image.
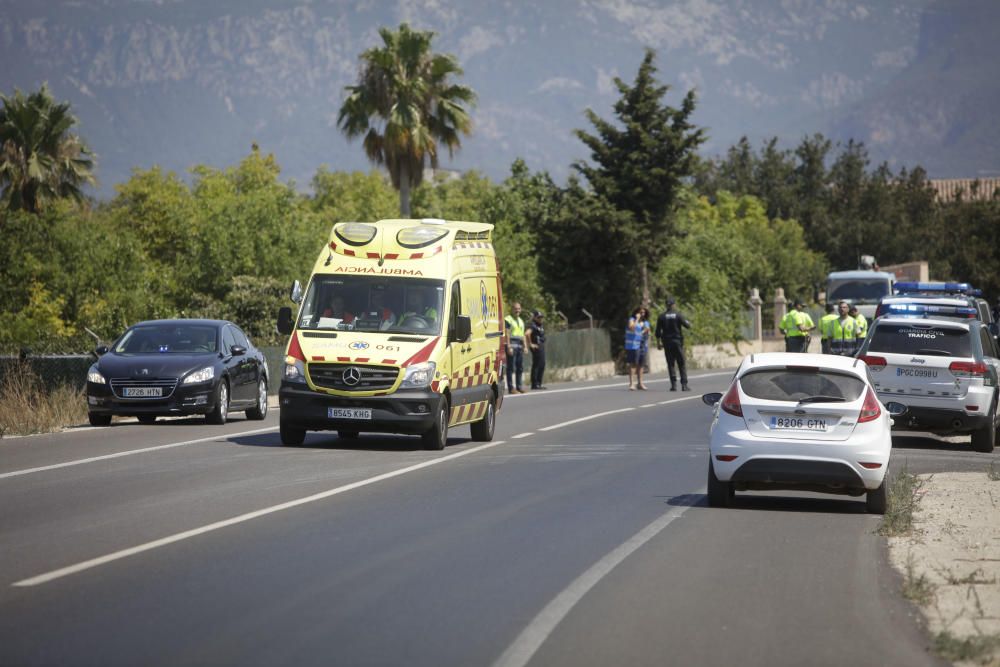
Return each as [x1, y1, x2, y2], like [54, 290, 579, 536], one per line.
[308, 363, 400, 391]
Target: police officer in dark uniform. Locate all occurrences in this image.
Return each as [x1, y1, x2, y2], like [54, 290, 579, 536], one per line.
[525, 310, 547, 390]
[655, 298, 692, 391]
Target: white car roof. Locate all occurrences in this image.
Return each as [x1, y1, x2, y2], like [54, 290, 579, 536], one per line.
[739, 352, 867, 377]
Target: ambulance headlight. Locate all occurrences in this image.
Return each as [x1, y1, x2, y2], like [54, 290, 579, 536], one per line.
[87, 365, 106, 385]
[284, 357, 307, 384]
[401, 362, 435, 389]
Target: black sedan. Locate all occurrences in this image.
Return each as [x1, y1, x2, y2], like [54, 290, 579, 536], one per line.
[86, 319, 268, 426]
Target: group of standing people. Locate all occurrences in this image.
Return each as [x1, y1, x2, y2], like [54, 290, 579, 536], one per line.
[626, 299, 692, 391]
[780, 299, 867, 355]
[504, 302, 547, 393]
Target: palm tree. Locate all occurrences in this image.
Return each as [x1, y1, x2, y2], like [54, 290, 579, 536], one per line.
[0, 84, 96, 214]
[338, 23, 475, 217]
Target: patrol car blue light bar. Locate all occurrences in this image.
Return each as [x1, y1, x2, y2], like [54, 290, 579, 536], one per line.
[882, 303, 977, 318]
[893, 281, 972, 294]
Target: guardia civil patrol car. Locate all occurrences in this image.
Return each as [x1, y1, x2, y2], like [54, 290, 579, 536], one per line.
[276, 219, 506, 449]
[857, 314, 1000, 452]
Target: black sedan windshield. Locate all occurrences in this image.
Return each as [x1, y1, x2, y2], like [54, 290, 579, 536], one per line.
[114, 324, 219, 354]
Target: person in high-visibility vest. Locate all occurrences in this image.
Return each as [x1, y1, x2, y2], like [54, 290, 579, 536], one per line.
[818, 302, 837, 355]
[504, 302, 526, 394]
[830, 301, 858, 355]
[850, 304, 868, 351]
[779, 300, 815, 353]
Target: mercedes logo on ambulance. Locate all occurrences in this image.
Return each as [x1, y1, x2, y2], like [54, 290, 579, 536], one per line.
[342, 367, 362, 386]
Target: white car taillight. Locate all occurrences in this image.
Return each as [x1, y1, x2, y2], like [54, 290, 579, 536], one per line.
[858, 388, 881, 423]
[721, 383, 742, 417]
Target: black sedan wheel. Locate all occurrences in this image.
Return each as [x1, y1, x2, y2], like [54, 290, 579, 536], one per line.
[246, 378, 268, 420]
[206, 380, 229, 425]
[88, 413, 112, 427]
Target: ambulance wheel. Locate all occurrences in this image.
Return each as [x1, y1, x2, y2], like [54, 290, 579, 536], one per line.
[470, 393, 496, 442]
[280, 420, 306, 446]
[423, 401, 449, 450]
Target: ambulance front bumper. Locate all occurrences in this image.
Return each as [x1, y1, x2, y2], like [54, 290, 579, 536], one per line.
[278, 382, 445, 434]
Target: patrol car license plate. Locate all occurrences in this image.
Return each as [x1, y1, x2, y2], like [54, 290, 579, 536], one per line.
[123, 387, 162, 398]
[329, 408, 372, 420]
[770, 416, 827, 431]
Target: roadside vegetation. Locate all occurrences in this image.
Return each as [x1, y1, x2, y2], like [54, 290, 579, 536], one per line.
[2, 26, 999, 359]
[0, 361, 87, 436]
[878, 467, 925, 537]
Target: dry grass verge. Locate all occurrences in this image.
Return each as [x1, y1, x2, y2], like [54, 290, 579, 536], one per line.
[878, 466, 925, 537]
[0, 361, 87, 437]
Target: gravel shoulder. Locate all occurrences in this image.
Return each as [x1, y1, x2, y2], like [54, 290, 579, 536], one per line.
[888, 471, 1000, 666]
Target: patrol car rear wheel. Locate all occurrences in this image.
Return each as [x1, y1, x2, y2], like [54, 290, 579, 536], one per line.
[423, 401, 449, 451]
[470, 394, 496, 442]
[970, 409, 997, 453]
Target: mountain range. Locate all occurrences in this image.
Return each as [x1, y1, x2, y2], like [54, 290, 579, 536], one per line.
[2, 0, 998, 198]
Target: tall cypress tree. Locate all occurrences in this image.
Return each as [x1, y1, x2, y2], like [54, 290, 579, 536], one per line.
[573, 49, 705, 303]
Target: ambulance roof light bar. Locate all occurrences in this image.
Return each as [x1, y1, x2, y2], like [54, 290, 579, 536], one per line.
[893, 281, 972, 295]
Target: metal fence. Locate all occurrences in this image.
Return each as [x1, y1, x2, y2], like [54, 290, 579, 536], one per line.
[0, 355, 94, 391]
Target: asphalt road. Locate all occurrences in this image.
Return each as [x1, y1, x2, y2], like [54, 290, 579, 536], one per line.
[2, 368, 988, 666]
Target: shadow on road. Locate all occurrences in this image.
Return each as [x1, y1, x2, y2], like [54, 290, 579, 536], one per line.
[668, 492, 867, 514]
[891, 432, 975, 453]
[229, 431, 470, 452]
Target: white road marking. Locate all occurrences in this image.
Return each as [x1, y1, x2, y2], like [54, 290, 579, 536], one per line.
[538, 408, 635, 432]
[657, 396, 703, 406]
[511, 432, 534, 439]
[13, 440, 507, 587]
[639, 403, 657, 408]
[0, 427, 278, 480]
[502, 370, 733, 398]
[493, 503, 695, 667]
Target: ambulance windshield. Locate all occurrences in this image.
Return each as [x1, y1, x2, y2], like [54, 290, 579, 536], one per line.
[297, 276, 446, 335]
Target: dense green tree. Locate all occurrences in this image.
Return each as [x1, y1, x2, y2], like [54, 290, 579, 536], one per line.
[574, 49, 705, 302]
[0, 84, 96, 215]
[310, 168, 398, 222]
[337, 23, 476, 217]
[657, 190, 826, 345]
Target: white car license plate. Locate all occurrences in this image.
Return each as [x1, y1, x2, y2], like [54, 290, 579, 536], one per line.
[329, 407, 372, 420]
[770, 416, 827, 430]
[123, 387, 162, 398]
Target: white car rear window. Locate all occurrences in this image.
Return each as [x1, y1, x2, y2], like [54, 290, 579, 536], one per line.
[740, 369, 866, 402]
[868, 323, 971, 357]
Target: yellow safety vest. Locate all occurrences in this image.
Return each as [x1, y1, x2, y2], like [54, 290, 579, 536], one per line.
[831, 317, 856, 341]
[818, 313, 838, 339]
[505, 315, 525, 339]
[781, 310, 812, 337]
[854, 314, 868, 338]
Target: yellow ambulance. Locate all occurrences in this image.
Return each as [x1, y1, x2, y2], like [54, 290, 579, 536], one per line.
[276, 219, 506, 449]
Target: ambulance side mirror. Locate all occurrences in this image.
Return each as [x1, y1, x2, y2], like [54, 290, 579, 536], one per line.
[290, 280, 303, 304]
[452, 315, 472, 343]
[277, 307, 294, 336]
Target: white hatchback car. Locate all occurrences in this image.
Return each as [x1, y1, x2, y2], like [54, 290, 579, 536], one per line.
[703, 353, 904, 513]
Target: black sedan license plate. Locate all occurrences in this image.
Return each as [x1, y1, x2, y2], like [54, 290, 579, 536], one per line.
[329, 407, 372, 420]
[770, 416, 827, 430]
[123, 387, 162, 398]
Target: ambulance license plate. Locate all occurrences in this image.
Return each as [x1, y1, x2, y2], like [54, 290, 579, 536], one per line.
[329, 407, 372, 420]
[770, 416, 827, 430]
[123, 387, 162, 398]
